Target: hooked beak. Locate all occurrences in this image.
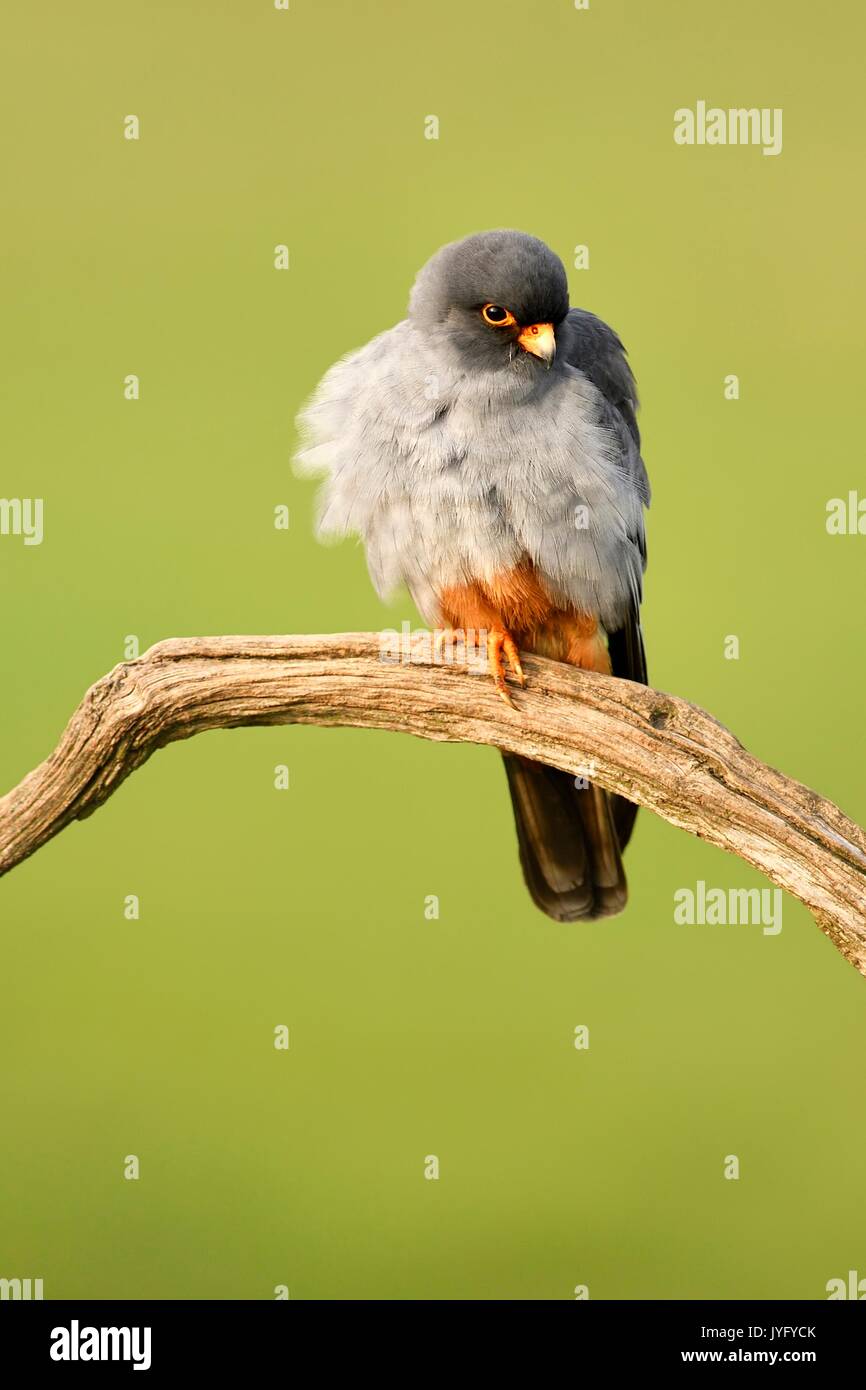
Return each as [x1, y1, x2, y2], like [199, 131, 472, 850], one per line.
[517, 321, 556, 365]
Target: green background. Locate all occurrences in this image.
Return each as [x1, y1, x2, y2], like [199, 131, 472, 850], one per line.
[2, 0, 864, 1300]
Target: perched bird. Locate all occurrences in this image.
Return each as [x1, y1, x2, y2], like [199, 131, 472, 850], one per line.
[295, 230, 650, 921]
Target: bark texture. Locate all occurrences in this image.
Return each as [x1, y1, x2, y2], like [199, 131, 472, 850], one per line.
[1, 634, 864, 972]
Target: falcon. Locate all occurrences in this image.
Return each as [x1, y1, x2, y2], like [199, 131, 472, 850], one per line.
[295, 230, 650, 921]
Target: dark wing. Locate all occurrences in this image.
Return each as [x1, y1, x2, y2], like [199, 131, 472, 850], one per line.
[564, 308, 642, 446]
[564, 308, 649, 851]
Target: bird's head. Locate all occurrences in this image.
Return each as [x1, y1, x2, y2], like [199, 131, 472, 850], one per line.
[408, 230, 569, 371]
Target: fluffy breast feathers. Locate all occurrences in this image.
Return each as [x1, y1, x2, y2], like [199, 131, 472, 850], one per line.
[294, 320, 648, 629]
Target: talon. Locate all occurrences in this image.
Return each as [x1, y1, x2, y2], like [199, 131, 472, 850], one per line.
[487, 628, 523, 706]
[494, 674, 515, 707]
[502, 634, 526, 687]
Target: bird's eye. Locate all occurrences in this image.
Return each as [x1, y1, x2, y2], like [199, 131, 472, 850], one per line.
[481, 304, 516, 327]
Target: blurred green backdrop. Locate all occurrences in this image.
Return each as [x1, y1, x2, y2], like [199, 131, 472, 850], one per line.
[1, 0, 864, 1300]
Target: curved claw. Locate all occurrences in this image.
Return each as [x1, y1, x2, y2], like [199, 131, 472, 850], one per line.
[487, 628, 525, 706]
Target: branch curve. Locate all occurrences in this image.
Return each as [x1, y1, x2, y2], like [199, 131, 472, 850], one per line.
[1, 634, 864, 972]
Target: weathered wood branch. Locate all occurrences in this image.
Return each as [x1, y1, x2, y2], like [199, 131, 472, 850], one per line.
[1, 633, 864, 972]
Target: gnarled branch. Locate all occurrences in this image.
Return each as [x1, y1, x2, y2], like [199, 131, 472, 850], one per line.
[1, 633, 864, 973]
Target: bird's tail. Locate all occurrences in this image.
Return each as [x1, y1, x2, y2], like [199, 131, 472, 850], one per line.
[502, 754, 628, 921]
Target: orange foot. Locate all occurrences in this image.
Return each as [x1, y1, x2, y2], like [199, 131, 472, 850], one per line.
[433, 626, 525, 705]
[487, 627, 525, 707]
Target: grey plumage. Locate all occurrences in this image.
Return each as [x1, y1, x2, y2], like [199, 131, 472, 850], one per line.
[294, 230, 651, 921]
[295, 230, 649, 630]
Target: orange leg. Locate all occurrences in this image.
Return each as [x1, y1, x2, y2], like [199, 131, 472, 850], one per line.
[487, 628, 525, 705]
[438, 581, 526, 706]
[438, 571, 609, 694]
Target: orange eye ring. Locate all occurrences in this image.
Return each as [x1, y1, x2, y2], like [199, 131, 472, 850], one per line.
[481, 303, 516, 328]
